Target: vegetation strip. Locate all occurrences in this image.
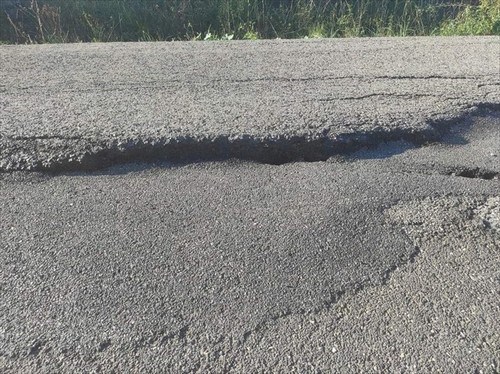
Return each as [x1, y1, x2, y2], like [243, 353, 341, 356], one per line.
[1, 0, 499, 44]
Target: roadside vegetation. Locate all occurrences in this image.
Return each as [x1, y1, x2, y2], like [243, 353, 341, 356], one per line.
[1, 0, 499, 43]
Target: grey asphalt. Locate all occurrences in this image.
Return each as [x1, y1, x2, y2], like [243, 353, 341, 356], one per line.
[0, 36, 499, 170]
[0, 37, 499, 373]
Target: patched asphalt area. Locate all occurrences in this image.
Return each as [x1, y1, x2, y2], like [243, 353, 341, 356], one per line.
[230, 195, 499, 373]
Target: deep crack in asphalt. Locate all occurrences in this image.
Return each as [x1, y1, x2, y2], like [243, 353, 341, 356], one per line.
[1, 105, 498, 173]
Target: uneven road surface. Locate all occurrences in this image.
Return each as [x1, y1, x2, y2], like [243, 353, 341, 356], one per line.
[1, 37, 499, 372]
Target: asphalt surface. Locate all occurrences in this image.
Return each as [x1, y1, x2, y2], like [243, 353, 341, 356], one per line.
[0, 36, 499, 170]
[0, 37, 499, 372]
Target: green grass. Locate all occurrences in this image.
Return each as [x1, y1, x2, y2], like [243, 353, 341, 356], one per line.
[0, 0, 498, 44]
[440, 0, 500, 35]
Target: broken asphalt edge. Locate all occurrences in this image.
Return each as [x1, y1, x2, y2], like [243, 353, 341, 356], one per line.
[1, 102, 499, 173]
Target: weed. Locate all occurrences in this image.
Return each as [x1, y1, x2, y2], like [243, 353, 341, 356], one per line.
[239, 22, 260, 40]
[0, 0, 498, 44]
[308, 24, 327, 38]
[440, 0, 500, 35]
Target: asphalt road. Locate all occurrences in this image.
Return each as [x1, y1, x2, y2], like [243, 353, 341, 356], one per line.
[0, 36, 499, 171]
[0, 37, 499, 373]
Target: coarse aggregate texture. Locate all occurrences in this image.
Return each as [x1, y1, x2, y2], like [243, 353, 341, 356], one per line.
[230, 195, 500, 373]
[1, 113, 499, 373]
[1, 36, 499, 372]
[0, 36, 499, 171]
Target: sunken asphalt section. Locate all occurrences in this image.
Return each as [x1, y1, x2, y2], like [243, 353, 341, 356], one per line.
[0, 37, 499, 372]
[0, 36, 499, 171]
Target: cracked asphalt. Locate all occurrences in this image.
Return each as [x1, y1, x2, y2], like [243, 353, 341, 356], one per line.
[0, 36, 499, 170]
[0, 37, 499, 372]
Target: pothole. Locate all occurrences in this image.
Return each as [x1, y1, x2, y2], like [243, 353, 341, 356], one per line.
[1, 106, 498, 173]
[0, 127, 442, 172]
